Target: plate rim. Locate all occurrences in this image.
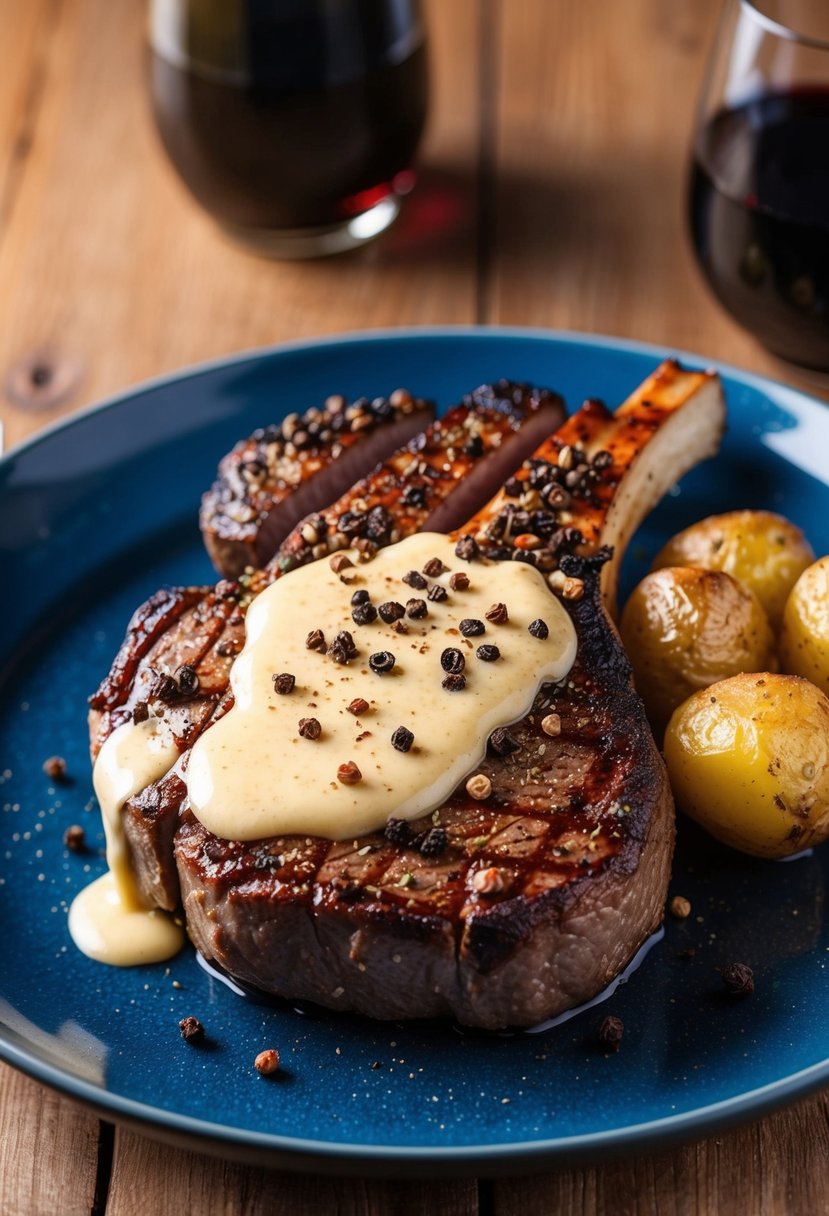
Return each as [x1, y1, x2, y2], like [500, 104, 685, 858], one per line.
[3, 324, 828, 1171]
[5, 323, 829, 464]
[1, 1029, 828, 1174]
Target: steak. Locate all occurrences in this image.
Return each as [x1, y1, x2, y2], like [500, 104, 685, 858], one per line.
[89, 382, 566, 911]
[173, 361, 726, 1028]
[200, 388, 436, 577]
[176, 553, 672, 1028]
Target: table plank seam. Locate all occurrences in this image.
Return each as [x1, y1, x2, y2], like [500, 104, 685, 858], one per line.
[475, 0, 497, 324]
[92, 1120, 114, 1216]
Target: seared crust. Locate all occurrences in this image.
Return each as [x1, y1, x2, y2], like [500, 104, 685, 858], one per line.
[88, 585, 241, 763]
[172, 360, 724, 1027]
[200, 390, 435, 577]
[459, 360, 726, 616]
[91, 384, 564, 909]
[272, 381, 564, 576]
[90, 360, 724, 1027]
[176, 559, 674, 1028]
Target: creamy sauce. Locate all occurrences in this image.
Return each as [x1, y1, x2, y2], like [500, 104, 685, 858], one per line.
[187, 533, 577, 841]
[68, 872, 184, 966]
[68, 719, 185, 966]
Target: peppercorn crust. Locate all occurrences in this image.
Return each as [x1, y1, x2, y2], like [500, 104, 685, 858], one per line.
[90, 384, 566, 910]
[200, 390, 436, 578]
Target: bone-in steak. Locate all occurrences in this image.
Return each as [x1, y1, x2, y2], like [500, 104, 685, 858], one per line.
[173, 361, 726, 1027]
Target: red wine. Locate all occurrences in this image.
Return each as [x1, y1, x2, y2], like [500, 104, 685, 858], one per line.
[150, 1, 427, 237]
[690, 88, 829, 368]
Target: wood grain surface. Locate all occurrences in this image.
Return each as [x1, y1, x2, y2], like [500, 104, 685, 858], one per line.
[1, 0, 828, 1213]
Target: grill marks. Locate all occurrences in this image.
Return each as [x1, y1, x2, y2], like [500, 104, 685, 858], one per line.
[178, 568, 630, 933]
[88, 382, 567, 909]
[137, 362, 726, 1025]
[87, 587, 238, 759]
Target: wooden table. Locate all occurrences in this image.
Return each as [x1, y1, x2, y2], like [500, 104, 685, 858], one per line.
[2, 1, 828, 1211]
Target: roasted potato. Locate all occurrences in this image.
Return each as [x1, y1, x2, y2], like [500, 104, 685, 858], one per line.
[652, 509, 814, 627]
[778, 556, 829, 696]
[620, 566, 775, 732]
[664, 672, 829, 858]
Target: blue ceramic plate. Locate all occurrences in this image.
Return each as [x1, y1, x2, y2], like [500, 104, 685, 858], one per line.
[1, 328, 828, 1177]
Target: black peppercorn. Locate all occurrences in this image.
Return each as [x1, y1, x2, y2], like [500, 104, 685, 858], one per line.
[378, 601, 405, 623]
[528, 619, 549, 640]
[442, 673, 466, 692]
[459, 618, 486, 637]
[369, 651, 396, 674]
[351, 601, 378, 626]
[476, 644, 501, 662]
[391, 726, 415, 752]
[418, 826, 448, 857]
[402, 570, 427, 589]
[720, 962, 755, 996]
[384, 817, 413, 846]
[489, 726, 519, 755]
[440, 647, 465, 674]
[454, 535, 480, 562]
[328, 631, 358, 664]
[176, 664, 199, 695]
[272, 673, 296, 695]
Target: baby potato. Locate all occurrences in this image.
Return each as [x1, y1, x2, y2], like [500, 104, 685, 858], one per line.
[652, 509, 814, 627]
[620, 566, 775, 733]
[779, 556, 829, 696]
[664, 673, 829, 858]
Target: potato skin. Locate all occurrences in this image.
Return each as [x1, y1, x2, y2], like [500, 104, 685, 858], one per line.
[620, 567, 775, 733]
[664, 673, 829, 858]
[652, 510, 814, 628]
[779, 556, 829, 696]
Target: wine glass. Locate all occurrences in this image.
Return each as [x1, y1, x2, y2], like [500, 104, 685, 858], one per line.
[149, 0, 428, 259]
[689, 1, 829, 369]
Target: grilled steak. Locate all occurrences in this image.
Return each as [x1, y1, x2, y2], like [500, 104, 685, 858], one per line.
[89, 382, 566, 910]
[201, 389, 435, 577]
[177, 552, 672, 1028]
[173, 361, 726, 1027]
